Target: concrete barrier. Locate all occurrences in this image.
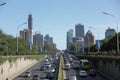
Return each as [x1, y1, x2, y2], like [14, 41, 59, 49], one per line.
[0, 55, 46, 80]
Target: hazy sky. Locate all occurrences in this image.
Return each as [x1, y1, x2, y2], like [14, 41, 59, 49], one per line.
[0, 0, 120, 50]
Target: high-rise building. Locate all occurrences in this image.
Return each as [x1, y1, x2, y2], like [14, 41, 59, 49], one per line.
[105, 27, 116, 38]
[66, 29, 73, 49]
[28, 14, 32, 30]
[75, 37, 84, 53]
[84, 30, 95, 47]
[28, 14, 33, 44]
[44, 34, 56, 53]
[20, 29, 30, 43]
[44, 34, 53, 45]
[75, 24, 84, 38]
[33, 33, 44, 52]
[19, 14, 33, 51]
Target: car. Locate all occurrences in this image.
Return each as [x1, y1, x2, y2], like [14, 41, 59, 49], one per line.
[24, 71, 31, 77]
[55, 56, 59, 60]
[44, 59, 49, 62]
[89, 69, 96, 76]
[51, 64, 57, 69]
[63, 63, 70, 70]
[46, 72, 54, 79]
[53, 60, 57, 65]
[49, 67, 55, 73]
[40, 66, 45, 71]
[69, 70, 77, 80]
[32, 74, 40, 80]
[79, 70, 87, 77]
[69, 75, 77, 80]
[44, 62, 51, 67]
[49, 58, 53, 61]
[45, 64, 51, 69]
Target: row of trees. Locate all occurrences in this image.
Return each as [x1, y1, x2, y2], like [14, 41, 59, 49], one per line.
[0, 29, 57, 55]
[89, 33, 119, 52]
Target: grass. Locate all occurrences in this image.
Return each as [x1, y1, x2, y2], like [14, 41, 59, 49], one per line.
[0, 54, 45, 65]
[58, 55, 63, 80]
[0, 56, 19, 65]
[24, 55, 45, 61]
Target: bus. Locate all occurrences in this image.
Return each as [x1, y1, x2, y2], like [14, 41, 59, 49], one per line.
[80, 59, 90, 70]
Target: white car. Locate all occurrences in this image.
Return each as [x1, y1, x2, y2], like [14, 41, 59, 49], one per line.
[49, 67, 55, 73]
[69, 75, 77, 80]
[44, 59, 48, 62]
[63, 63, 70, 70]
[79, 70, 87, 77]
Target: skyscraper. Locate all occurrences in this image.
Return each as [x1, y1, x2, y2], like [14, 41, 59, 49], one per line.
[33, 33, 44, 53]
[44, 34, 53, 45]
[84, 30, 95, 47]
[75, 24, 84, 38]
[105, 27, 116, 38]
[28, 14, 33, 44]
[66, 29, 73, 49]
[20, 29, 30, 42]
[28, 14, 32, 30]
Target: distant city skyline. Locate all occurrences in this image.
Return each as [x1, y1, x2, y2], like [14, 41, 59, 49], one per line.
[0, 0, 120, 50]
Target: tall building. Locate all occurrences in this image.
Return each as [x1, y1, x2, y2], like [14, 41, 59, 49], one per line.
[28, 14, 33, 44]
[19, 14, 33, 51]
[75, 37, 84, 53]
[105, 27, 116, 38]
[33, 33, 44, 52]
[44, 34, 56, 53]
[28, 14, 32, 30]
[44, 34, 53, 45]
[20, 29, 30, 43]
[84, 30, 95, 47]
[66, 29, 73, 49]
[75, 24, 84, 38]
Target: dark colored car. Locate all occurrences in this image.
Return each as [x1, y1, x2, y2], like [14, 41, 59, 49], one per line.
[40, 66, 45, 71]
[89, 69, 96, 76]
[32, 74, 40, 80]
[46, 72, 54, 79]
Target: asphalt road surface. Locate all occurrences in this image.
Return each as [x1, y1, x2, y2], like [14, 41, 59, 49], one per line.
[13, 55, 59, 80]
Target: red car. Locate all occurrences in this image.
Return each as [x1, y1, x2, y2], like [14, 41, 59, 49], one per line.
[89, 69, 96, 76]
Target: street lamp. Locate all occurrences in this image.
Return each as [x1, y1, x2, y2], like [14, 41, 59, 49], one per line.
[16, 22, 27, 53]
[0, 3, 6, 6]
[87, 35, 90, 53]
[103, 12, 119, 54]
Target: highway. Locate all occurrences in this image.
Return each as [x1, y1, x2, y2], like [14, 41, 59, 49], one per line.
[12, 55, 59, 80]
[12, 53, 109, 80]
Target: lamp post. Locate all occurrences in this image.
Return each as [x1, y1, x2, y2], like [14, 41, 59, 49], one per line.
[103, 12, 119, 55]
[16, 22, 27, 53]
[87, 35, 90, 53]
[0, 3, 6, 6]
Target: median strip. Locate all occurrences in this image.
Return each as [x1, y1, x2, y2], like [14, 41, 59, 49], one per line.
[58, 54, 63, 80]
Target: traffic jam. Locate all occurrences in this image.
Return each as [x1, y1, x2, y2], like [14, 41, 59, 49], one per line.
[13, 53, 107, 80]
[13, 55, 60, 80]
[62, 54, 106, 80]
